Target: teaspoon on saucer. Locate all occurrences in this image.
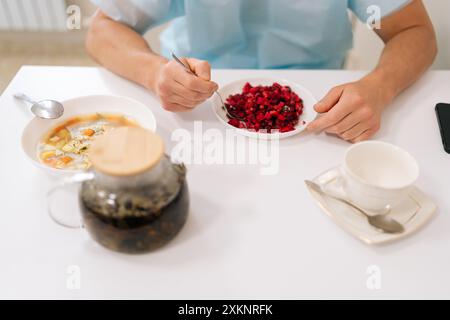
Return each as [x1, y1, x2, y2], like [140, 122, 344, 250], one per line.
[305, 180, 405, 234]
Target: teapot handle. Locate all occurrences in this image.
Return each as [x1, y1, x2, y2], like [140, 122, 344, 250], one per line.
[47, 172, 94, 229]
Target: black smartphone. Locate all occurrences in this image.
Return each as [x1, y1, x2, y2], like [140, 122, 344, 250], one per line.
[435, 103, 450, 154]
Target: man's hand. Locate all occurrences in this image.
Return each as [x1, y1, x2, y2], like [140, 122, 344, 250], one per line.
[307, 76, 391, 143]
[307, 0, 436, 143]
[152, 58, 218, 112]
[87, 12, 218, 113]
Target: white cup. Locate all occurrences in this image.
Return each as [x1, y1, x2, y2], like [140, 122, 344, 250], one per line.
[341, 141, 419, 212]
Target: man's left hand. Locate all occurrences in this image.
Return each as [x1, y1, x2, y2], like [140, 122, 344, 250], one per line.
[307, 77, 392, 143]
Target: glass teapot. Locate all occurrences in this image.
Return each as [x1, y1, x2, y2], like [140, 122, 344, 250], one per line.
[48, 127, 189, 254]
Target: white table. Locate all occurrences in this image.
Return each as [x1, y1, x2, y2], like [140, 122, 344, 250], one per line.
[1, 66, 450, 299]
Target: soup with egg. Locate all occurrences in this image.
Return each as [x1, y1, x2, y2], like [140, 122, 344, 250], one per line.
[38, 113, 138, 170]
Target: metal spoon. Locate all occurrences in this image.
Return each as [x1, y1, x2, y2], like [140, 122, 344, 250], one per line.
[305, 180, 405, 234]
[14, 93, 64, 119]
[171, 53, 246, 125]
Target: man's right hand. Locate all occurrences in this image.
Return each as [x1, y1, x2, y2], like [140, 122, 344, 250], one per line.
[86, 12, 217, 112]
[152, 57, 218, 112]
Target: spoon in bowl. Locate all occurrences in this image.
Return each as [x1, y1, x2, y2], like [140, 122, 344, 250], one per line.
[305, 180, 405, 234]
[14, 93, 64, 119]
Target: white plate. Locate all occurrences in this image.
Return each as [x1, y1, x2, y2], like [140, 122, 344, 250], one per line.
[21, 95, 157, 177]
[306, 166, 437, 245]
[211, 78, 318, 139]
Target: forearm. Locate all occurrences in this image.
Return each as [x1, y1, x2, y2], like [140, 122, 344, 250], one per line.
[364, 25, 437, 105]
[85, 11, 167, 92]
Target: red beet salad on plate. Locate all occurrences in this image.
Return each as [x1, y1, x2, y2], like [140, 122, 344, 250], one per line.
[224, 82, 305, 133]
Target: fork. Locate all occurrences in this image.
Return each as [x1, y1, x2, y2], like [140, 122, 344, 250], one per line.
[171, 53, 246, 125]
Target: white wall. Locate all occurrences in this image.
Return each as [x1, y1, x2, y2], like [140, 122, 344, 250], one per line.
[349, 0, 450, 70]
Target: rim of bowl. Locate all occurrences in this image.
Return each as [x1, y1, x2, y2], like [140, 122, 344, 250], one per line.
[21, 94, 157, 175]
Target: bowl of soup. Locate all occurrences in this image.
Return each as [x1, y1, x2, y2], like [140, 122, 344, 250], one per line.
[22, 95, 157, 176]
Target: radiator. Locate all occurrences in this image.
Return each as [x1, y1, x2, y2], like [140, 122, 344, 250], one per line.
[0, 0, 67, 31]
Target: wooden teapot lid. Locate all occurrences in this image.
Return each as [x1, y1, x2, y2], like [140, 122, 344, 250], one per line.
[89, 127, 164, 177]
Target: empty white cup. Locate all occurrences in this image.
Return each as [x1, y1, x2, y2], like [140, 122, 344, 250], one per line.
[341, 141, 419, 212]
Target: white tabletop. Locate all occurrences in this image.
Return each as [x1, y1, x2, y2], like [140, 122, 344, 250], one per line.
[1, 66, 450, 299]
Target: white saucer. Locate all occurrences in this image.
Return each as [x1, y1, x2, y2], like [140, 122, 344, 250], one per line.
[306, 166, 437, 245]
